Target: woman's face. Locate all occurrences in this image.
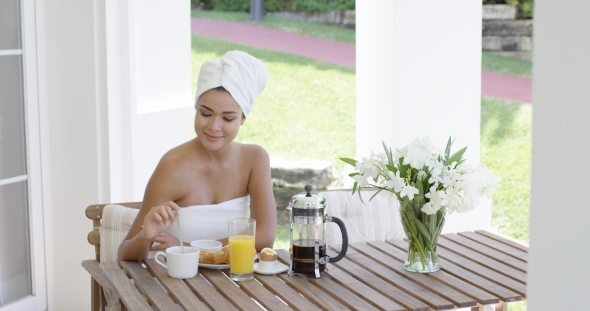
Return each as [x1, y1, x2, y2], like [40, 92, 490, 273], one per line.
[194, 89, 245, 151]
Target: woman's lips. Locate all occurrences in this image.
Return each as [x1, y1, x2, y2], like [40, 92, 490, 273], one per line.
[205, 133, 222, 142]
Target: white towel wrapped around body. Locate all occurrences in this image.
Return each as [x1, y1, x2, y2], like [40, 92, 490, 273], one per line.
[194, 50, 268, 117]
[99, 196, 250, 262]
[164, 195, 250, 242]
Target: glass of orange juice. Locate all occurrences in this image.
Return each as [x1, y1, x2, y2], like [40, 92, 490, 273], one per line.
[228, 218, 256, 281]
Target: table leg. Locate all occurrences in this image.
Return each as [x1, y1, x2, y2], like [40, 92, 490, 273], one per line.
[494, 302, 508, 311]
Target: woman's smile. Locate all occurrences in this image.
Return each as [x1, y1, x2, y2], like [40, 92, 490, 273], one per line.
[204, 132, 223, 142]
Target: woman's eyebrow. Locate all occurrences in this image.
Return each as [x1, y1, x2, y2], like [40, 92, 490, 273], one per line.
[199, 104, 238, 115]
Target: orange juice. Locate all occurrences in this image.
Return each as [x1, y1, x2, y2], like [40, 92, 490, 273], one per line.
[229, 235, 255, 274]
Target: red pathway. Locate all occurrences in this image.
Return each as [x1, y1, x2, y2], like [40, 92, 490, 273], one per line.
[191, 18, 532, 104]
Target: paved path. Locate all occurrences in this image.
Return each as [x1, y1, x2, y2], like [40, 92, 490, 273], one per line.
[191, 18, 532, 104]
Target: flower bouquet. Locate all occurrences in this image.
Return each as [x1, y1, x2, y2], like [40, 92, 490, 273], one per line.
[341, 137, 498, 273]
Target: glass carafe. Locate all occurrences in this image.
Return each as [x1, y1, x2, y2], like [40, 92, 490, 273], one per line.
[287, 185, 348, 278]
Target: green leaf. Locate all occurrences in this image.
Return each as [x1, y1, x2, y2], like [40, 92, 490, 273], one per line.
[382, 141, 394, 167]
[446, 146, 467, 166]
[386, 164, 397, 174]
[348, 172, 359, 177]
[340, 157, 358, 166]
[444, 136, 453, 162]
[352, 181, 358, 196]
[369, 189, 384, 201]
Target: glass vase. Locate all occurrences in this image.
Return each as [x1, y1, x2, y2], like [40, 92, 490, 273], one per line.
[398, 200, 446, 273]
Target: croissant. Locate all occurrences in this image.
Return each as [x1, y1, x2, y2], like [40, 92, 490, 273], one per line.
[199, 245, 230, 264]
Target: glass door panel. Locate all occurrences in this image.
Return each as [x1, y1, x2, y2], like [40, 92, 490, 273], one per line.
[0, 0, 33, 307]
[0, 181, 31, 305]
[0, 55, 27, 180]
[0, 0, 22, 50]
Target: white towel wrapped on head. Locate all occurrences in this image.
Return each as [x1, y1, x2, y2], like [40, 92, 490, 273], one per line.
[194, 50, 268, 117]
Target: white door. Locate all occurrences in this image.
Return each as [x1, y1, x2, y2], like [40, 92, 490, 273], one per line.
[0, 0, 48, 309]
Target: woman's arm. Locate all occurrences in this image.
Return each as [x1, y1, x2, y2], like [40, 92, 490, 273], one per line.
[117, 155, 183, 263]
[247, 146, 277, 251]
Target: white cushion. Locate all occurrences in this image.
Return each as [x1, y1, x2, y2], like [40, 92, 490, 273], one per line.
[99, 205, 139, 262]
[320, 189, 405, 246]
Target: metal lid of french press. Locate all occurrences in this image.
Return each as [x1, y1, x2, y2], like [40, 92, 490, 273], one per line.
[287, 185, 326, 217]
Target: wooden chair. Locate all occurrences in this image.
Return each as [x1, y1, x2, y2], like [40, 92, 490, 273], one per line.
[84, 202, 141, 311]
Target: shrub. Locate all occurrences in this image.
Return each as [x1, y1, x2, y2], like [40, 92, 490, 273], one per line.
[483, 0, 534, 19]
[193, 0, 355, 13]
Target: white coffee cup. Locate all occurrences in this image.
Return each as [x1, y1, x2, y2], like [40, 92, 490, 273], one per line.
[155, 246, 200, 279]
[190, 240, 222, 253]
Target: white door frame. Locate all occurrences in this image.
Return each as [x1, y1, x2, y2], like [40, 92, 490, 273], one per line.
[0, 0, 49, 309]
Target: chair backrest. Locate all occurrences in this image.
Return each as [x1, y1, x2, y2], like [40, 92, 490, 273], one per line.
[86, 202, 142, 262]
[318, 188, 405, 246]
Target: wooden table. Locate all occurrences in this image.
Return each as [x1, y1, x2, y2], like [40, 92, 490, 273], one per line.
[82, 230, 527, 311]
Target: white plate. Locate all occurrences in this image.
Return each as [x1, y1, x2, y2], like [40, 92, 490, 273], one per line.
[199, 263, 229, 269]
[254, 262, 289, 275]
[199, 254, 258, 269]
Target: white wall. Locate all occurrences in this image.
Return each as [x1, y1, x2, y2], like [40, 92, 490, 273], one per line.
[356, 1, 490, 232]
[41, 1, 191, 309]
[528, 1, 590, 309]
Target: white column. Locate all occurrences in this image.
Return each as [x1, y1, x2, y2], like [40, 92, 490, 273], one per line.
[356, 1, 488, 232]
[41, 1, 191, 309]
[528, 1, 590, 309]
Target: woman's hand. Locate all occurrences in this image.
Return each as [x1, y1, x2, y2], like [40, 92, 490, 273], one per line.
[149, 231, 181, 251]
[141, 201, 180, 241]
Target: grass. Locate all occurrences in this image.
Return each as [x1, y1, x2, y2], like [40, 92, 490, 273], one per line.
[191, 10, 356, 44]
[191, 35, 356, 177]
[481, 97, 532, 243]
[482, 52, 533, 78]
[191, 14, 531, 310]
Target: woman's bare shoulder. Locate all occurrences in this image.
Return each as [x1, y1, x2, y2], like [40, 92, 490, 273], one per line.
[154, 140, 197, 177]
[238, 143, 269, 162]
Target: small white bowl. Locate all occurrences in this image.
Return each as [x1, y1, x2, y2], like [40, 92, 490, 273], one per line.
[190, 240, 222, 253]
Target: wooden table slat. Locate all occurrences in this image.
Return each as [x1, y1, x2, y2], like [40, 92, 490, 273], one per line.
[370, 243, 500, 306]
[142, 259, 211, 311]
[387, 239, 523, 302]
[437, 237, 527, 284]
[121, 261, 183, 311]
[237, 274, 293, 311]
[82, 260, 122, 302]
[352, 242, 474, 309]
[326, 248, 431, 311]
[184, 274, 239, 311]
[276, 250, 380, 311]
[442, 234, 527, 272]
[88, 231, 527, 311]
[198, 269, 262, 311]
[253, 274, 318, 311]
[344, 246, 454, 310]
[369, 240, 501, 306]
[432, 246, 527, 297]
[324, 249, 412, 311]
[475, 230, 529, 253]
[99, 261, 153, 311]
[458, 232, 528, 262]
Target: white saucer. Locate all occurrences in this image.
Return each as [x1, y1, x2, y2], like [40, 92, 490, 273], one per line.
[254, 261, 289, 275]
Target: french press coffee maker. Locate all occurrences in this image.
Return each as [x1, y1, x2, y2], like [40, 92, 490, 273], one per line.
[287, 185, 349, 278]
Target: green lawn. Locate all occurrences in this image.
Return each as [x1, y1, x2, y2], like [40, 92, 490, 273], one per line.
[191, 15, 531, 310]
[192, 35, 356, 178]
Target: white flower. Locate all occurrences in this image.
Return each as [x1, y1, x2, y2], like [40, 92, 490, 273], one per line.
[385, 171, 406, 192]
[400, 185, 419, 201]
[422, 189, 449, 214]
[353, 174, 369, 187]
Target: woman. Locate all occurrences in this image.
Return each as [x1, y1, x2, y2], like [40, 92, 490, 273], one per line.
[117, 51, 276, 263]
